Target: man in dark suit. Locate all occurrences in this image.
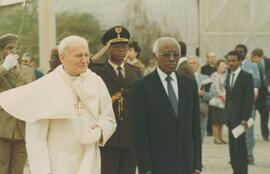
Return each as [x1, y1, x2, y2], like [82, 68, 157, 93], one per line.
[130, 37, 202, 174]
[89, 26, 141, 174]
[250, 48, 270, 141]
[225, 51, 254, 174]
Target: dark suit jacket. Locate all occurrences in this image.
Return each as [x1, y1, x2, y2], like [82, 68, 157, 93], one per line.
[130, 70, 202, 174]
[225, 70, 254, 128]
[256, 58, 270, 109]
[90, 62, 141, 147]
[201, 64, 216, 76]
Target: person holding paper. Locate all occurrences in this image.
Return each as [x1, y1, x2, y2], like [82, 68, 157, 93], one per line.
[225, 51, 254, 174]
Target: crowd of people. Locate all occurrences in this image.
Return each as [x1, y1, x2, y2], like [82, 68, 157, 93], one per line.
[0, 25, 269, 174]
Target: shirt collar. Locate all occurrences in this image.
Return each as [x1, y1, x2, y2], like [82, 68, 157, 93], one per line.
[232, 66, 241, 76]
[157, 67, 177, 82]
[108, 59, 125, 72]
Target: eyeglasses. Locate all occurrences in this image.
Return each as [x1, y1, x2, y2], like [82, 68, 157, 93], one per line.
[158, 52, 180, 58]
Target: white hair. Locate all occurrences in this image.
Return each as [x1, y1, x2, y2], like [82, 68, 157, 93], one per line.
[58, 35, 88, 55]
[187, 55, 201, 64]
[152, 37, 181, 55]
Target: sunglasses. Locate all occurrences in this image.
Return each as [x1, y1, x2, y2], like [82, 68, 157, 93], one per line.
[158, 52, 180, 58]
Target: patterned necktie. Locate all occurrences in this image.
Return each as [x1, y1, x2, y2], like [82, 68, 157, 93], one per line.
[165, 75, 178, 116]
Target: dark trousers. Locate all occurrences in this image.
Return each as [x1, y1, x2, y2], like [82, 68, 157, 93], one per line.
[207, 106, 213, 135]
[229, 129, 248, 174]
[258, 106, 269, 138]
[0, 138, 27, 174]
[101, 147, 136, 174]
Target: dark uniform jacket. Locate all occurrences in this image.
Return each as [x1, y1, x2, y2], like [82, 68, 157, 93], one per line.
[256, 58, 270, 110]
[90, 62, 141, 147]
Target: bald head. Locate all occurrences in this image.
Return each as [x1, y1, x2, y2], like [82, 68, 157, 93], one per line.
[206, 51, 217, 65]
[187, 55, 200, 73]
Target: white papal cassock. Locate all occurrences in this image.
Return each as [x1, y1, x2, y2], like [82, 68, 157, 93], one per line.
[0, 65, 116, 174]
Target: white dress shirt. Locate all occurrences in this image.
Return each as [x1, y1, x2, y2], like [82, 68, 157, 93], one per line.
[230, 66, 241, 87]
[157, 67, 179, 100]
[108, 60, 125, 77]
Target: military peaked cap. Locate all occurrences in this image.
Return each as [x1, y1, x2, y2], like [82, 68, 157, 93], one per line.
[101, 26, 130, 45]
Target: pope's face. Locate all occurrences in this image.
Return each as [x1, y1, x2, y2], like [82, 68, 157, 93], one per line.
[60, 41, 89, 76]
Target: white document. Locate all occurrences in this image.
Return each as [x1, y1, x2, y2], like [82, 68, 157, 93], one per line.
[201, 78, 213, 86]
[232, 118, 254, 139]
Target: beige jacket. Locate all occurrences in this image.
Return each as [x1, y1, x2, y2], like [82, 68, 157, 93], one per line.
[0, 57, 35, 140]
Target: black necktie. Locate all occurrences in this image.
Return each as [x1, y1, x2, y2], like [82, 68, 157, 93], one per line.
[117, 66, 124, 84]
[165, 75, 178, 116]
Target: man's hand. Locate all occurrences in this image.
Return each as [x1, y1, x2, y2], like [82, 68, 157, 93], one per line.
[193, 172, 201, 174]
[2, 54, 18, 70]
[198, 89, 205, 97]
[267, 86, 270, 93]
[80, 126, 102, 145]
[241, 120, 248, 129]
[112, 91, 122, 103]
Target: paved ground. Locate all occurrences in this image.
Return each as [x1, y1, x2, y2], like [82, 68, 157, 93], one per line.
[24, 112, 270, 174]
[202, 113, 270, 174]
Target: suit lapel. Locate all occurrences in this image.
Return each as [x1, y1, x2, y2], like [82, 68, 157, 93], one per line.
[124, 64, 134, 85]
[176, 74, 187, 119]
[151, 70, 177, 119]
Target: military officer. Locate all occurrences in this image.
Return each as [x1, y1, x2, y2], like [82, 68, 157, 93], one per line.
[89, 26, 141, 174]
[0, 33, 35, 174]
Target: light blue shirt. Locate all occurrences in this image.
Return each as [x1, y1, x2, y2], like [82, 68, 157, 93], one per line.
[241, 59, 261, 88]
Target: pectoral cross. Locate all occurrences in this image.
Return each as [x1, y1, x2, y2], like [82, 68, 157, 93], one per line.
[75, 96, 82, 116]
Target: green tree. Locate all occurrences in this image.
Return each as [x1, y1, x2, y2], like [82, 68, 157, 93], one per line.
[0, 2, 104, 66]
[0, 2, 39, 62]
[56, 11, 104, 53]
